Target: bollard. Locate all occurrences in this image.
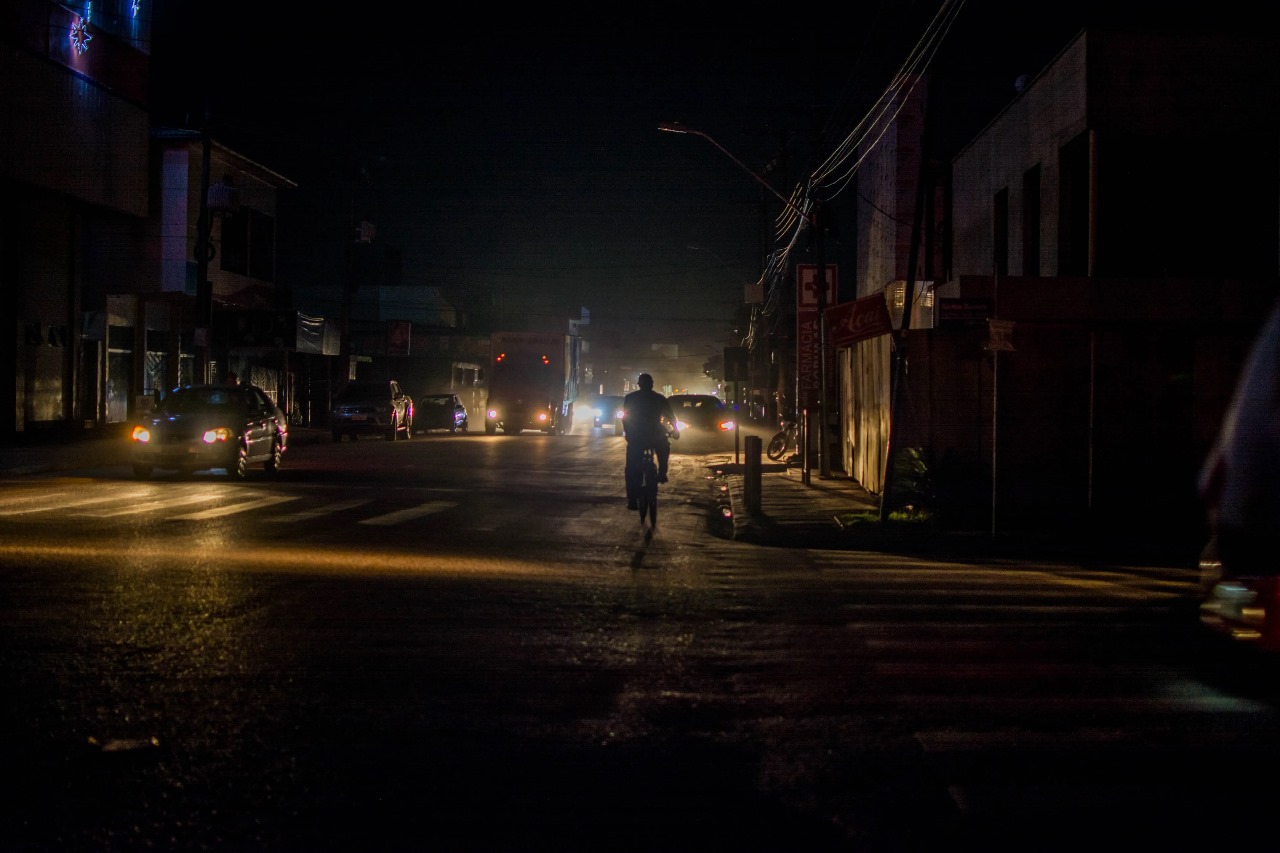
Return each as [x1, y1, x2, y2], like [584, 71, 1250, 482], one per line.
[743, 434, 761, 513]
[801, 408, 811, 486]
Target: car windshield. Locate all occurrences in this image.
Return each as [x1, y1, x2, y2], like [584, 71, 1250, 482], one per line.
[670, 396, 722, 411]
[422, 396, 453, 407]
[336, 383, 385, 402]
[159, 387, 246, 412]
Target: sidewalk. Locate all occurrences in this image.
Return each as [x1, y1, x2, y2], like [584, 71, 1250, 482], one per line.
[708, 457, 1201, 567]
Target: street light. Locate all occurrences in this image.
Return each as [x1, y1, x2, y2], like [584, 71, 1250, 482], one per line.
[659, 123, 811, 224]
[660, 121, 832, 478]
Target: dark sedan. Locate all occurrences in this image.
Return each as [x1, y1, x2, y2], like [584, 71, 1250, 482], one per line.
[416, 393, 469, 433]
[330, 380, 413, 441]
[128, 383, 288, 480]
[585, 394, 624, 433]
[666, 393, 735, 450]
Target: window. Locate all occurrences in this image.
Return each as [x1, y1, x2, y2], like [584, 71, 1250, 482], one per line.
[993, 188, 1009, 277]
[1022, 165, 1041, 276]
[220, 208, 276, 282]
[1058, 132, 1090, 276]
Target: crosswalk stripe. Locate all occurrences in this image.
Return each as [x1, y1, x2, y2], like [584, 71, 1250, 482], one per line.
[268, 498, 375, 522]
[0, 489, 156, 515]
[172, 495, 300, 520]
[77, 490, 227, 517]
[0, 490, 71, 510]
[359, 500, 457, 526]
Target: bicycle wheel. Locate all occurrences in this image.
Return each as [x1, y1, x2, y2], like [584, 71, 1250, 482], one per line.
[766, 431, 788, 461]
[639, 454, 659, 527]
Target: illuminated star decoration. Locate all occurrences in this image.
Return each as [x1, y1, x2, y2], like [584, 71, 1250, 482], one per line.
[70, 17, 92, 54]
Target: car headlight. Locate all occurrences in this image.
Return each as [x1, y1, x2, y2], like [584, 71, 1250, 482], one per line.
[674, 419, 689, 431]
[201, 427, 232, 444]
[131, 425, 150, 443]
[487, 409, 498, 419]
[719, 420, 735, 431]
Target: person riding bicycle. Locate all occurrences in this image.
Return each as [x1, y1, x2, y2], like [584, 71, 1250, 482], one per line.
[622, 373, 678, 510]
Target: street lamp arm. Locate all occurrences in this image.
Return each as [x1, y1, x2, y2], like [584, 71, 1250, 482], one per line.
[659, 122, 813, 225]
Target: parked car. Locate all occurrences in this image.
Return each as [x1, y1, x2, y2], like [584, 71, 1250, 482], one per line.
[330, 380, 413, 441]
[128, 383, 288, 480]
[1198, 295, 1280, 652]
[664, 394, 735, 450]
[416, 393, 469, 433]
[585, 394, 624, 433]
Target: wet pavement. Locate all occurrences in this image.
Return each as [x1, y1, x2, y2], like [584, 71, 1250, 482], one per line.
[0, 424, 1198, 567]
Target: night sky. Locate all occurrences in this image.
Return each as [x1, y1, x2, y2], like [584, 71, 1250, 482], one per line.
[148, 0, 1249, 385]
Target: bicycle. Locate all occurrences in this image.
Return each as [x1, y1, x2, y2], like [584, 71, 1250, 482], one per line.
[631, 427, 678, 529]
[636, 445, 660, 528]
[767, 419, 799, 462]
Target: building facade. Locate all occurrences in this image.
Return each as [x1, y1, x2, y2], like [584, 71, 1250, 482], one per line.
[860, 28, 1280, 545]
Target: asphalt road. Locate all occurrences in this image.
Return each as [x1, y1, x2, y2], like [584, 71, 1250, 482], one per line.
[1, 430, 1276, 851]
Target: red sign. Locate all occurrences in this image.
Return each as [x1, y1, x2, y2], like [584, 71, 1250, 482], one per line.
[826, 293, 892, 347]
[796, 265, 837, 412]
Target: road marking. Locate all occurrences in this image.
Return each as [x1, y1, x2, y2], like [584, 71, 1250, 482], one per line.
[78, 490, 227, 517]
[268, 498, 374, 522]
[0, 490, 71, 510]
[172, 495, 300, 520]
[0, 489, 156, 515]
[359, 500, 457, 526]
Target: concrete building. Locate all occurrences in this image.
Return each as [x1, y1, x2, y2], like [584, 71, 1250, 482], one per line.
[1, 0, 301, 438]
[852, 27, 1280, 546]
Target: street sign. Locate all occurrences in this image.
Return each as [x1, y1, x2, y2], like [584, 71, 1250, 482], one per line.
[796, 264, 838, 412]
[724, 346, 748, 382]
[985, 319, 1015, 352]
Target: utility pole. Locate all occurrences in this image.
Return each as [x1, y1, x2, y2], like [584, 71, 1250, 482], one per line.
[814, 190, 830, 479]
[194, 106, 213, 384]
[880, 89, 931, 521]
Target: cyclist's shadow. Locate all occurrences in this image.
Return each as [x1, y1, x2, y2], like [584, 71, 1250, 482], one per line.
[629, 520, 659, 567]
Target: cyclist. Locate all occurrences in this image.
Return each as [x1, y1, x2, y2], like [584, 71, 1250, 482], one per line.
[622, 373, 678, 510]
